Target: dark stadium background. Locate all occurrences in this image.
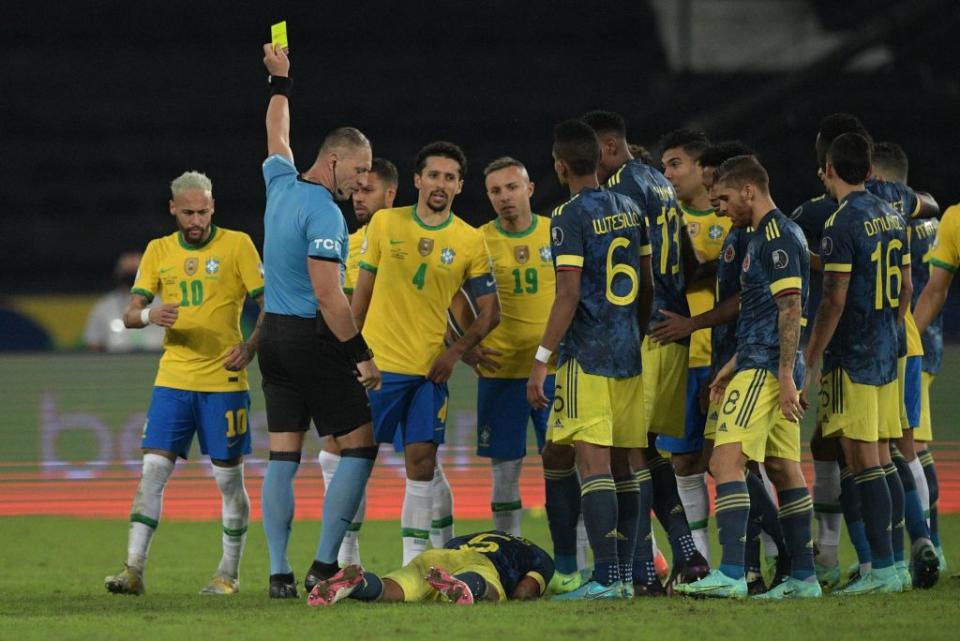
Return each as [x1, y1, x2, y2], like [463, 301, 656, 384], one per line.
[2, 0, 959, 315]
[2, 0, 960, 550]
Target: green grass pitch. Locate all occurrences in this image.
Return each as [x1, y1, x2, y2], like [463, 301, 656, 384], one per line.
[1, 514, 958, 641]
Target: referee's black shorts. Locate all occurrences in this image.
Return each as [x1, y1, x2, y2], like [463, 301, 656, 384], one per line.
[258, 313, 371, 437]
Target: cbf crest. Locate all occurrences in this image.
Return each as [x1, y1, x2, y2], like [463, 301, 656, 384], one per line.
[539, 245, 552, 262]
[709, 224, 724, 239]
[514, 245, 530, 264]
[479, 424, 492, 449]
[440, 248, 456, 265]
[418, 238, 434, 256]
[205, 258, 220, 274]
[184, 257, 199, 276]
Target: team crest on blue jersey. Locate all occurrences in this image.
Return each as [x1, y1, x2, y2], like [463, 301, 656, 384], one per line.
[723, 244, 736, 263]
[742, 254, 751, 272]
[709, 224, 724, 239]
[205, 258, 220, 274]
[821, 237, 834, 257]
[440, 248, 456, 265]
[539, 246, 552, 262]
[184, 257, 198, 276]
[514, 245, 529, 264]
[418, 238, 434, 256]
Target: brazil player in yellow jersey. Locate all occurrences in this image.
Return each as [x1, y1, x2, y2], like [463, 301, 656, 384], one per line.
[528, 120, 654, 600]
[913, 203, 959, 573]
[462, 157, 556, 537]
[679, 155, 819, 600]
[658, 128, 730, 564]
[317, 157, 398, 568]
[341, 158, 398, 297]
[105, 171, 265, 596]
[352, 141, 500, 565]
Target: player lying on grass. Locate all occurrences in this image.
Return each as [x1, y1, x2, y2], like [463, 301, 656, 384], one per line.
[307, 530, 554, 605]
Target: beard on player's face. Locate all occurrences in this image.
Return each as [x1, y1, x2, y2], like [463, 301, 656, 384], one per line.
[424, 189, 450, 212]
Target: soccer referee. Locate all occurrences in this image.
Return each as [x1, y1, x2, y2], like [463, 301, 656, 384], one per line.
[257, 43, 382, 599]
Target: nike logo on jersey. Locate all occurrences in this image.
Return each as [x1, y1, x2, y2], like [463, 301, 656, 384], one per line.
[160, 267, 174, 273]
[389, 240, 405, 245]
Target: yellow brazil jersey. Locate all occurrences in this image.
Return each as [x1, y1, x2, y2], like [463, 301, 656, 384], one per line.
[682, 205, 732, 368]
[479, 215, 556, 379]
[359, 206, 492, 376]
[132, 226, 264, 392]
[342, 227, 365, 294]
[928, 203, 960, 272]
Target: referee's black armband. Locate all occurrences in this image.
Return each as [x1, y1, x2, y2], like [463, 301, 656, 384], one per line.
[269, 75, 291, 97]
[341, 332, 374, 364]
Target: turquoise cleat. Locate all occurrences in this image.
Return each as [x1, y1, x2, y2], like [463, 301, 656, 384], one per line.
[895, 561, 912, 592]
[674, 570, 748, 599]
[753, 577, 822, 599]
[815, 562, 841, 590]
[547, 571, 583, 595]
[552, 579, 622, 601]
[833, 566, 902, 596]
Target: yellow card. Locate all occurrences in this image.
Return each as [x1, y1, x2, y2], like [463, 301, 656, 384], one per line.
[271, 21, 288, 50]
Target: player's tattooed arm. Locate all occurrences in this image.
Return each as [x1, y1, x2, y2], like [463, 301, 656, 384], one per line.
[776, 292, 803, 421]
[776, 293, 802, 376]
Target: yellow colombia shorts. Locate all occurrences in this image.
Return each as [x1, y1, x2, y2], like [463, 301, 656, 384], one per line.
[641, 336, 688, 438]
[383, 549, 505, 602]
[547, 358, 646, 448]
[818, 368, 900, 441]
[915, 372, 935, 443]
[712, 368, 800, 463]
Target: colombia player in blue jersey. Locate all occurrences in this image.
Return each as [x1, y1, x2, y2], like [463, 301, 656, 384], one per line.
[650, 142, 792, 592]
[527, 120, 654, 600]
[307, 531, 554, 606]
[871, 142, 940, 588]
[582, 111, 708, 592]
[808, 115, 940, 588]
[678, 156, 819, 600]
[803, 134, 909, 595]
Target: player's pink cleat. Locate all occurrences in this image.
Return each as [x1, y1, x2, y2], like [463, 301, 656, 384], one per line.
[306, 565, 364, 607]
[426, 566, 474, 605]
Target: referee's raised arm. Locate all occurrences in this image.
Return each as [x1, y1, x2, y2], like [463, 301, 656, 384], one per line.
[263, 44, 293, 161]
[256, 43, 381, 600]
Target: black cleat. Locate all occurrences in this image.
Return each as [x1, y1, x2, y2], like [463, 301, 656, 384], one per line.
[911, 538, 940, 589]
[633, 580, 668, 597]
[666, 551, 710, 595]
[304, 560, 340, 594]
[747, 576, 767, 596]
[269, 573, 299, 599]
